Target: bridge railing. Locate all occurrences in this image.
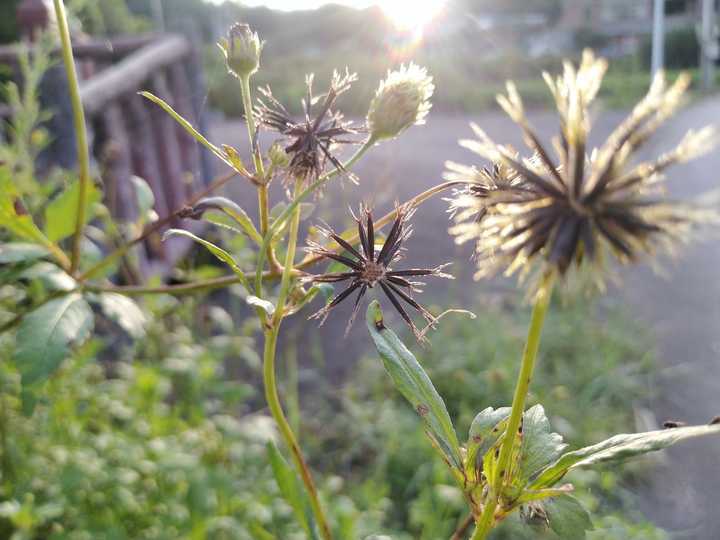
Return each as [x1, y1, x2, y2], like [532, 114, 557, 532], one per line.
[1, 0, 215, 279]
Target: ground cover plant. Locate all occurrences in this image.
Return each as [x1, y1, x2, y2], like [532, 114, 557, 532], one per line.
[2, 1, 720, 538]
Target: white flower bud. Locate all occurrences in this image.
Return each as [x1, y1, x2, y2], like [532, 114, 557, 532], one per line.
[367, 63, 434, 141]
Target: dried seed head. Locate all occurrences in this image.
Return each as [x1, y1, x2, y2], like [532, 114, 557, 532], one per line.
[367, 63, 434, 141]
[219, 22, 262, 78]
[448, 49, 717, 293]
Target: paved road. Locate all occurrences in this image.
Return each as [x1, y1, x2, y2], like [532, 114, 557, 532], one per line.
[211, 97, 720, 537]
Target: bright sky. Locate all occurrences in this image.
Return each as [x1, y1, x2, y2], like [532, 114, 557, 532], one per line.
[208, 0, 448, 33]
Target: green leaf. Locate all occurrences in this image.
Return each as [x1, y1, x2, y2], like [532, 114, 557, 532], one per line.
[162, 228, 248, 288]
[0, 243, 49, 264]
[467, 406, 511, 473]
[44, 178, 100, 242]
[544, 495, 593, 539]
[130, 175, 155, 222]
[365, 300, 462, 471]
[0, 176, 50, 246]
[139, 91, 245, 173]
[519, 405, 566, 484]
[191, 197, 262, 245]
[266, 442, 318, 540]
[13, 293, 94, 386]
[530, 424, 720, 490]
[246, 295, 275, 316]
[19, 262, 76, 291]
[96, 293, 147, 338]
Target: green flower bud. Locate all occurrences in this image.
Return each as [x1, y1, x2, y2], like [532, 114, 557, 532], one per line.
[218, 22, 262, 78]
[268, 141, 289, 168]
[367, 63, 434, 141]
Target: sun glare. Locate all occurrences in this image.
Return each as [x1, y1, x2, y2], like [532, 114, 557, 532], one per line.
[381, 0, 446, 35]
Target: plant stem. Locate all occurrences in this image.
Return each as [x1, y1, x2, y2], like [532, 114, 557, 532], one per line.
[262, 181, 333, 539]
[53, 0, 91, 276]
[239, 73, 278, 273]
[254, 137, 377, 295]
[471, 272, 555, 540]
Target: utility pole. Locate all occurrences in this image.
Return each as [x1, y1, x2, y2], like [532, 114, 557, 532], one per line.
[700, 0, 718, 90]
[651, 0, 665, 76]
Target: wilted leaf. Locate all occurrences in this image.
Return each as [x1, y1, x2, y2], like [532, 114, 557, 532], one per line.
[530, 424, 720, 490]
[44, 178, 100, 242]
[366, 300, 462, 471]
[0, 243, 49, 264]
[96, 293, 147, 338]
[544, 495, 593, 539]
[14, 293, 94, 386]
[267, 442, 318, 540]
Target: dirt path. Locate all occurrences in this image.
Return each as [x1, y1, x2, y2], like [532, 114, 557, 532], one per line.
[211, 97, 720, 537]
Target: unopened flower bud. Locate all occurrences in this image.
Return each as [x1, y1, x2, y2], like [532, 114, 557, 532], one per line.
[218, 23, 262, 78]
[367, 63, 434, 141]
[268, 141, 289, 168]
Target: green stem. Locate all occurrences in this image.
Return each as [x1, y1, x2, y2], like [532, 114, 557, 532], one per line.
[262, 181, 333, 540]
[254, 136, 376, 296]
[239, 73, 276, 271]
[54, 0, 91, 276]
[471, 272, 555, 540]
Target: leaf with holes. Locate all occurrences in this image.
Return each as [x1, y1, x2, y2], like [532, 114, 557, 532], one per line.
[13, 293, 94, 386]
[530, 423, 720, 490]
[366, 300, 462, 471]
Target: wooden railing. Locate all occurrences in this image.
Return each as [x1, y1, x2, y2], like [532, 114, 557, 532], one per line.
[1, 0, 214, 278]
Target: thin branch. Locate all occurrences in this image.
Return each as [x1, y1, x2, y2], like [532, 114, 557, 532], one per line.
[451, 513, 475, 540]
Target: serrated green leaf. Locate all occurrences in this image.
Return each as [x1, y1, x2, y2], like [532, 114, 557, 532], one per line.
[44, 179, 100, 242]
[13, 293, 94, 386]
[519, 405, 566, 484]
[267, 442, 318, 540]
[19, 262, 76, 291]
[366, 300, 462, 471]
[545, 495, 593, 539]
[467, 406, 511, 469]
[96, 293, 147, 338]
[530, 424, 720, 490]
[162, 228, 248, 288]
[0, 243, 49, 264]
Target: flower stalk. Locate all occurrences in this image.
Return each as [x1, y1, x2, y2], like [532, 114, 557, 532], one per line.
[471, 271, 555, 540]
[53, 0, 91, 275]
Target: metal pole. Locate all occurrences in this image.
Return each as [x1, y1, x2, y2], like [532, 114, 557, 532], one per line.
[700, 0, 717, 90]
[651, 0, 665, 76]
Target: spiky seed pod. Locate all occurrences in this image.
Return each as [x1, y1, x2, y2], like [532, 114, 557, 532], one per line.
[256, 70, 360, 183]
[367, 63, 434, 141]
[449, 50, 717, 292]
[218, 23, 262, 78]
[305, 204, 452, 341]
